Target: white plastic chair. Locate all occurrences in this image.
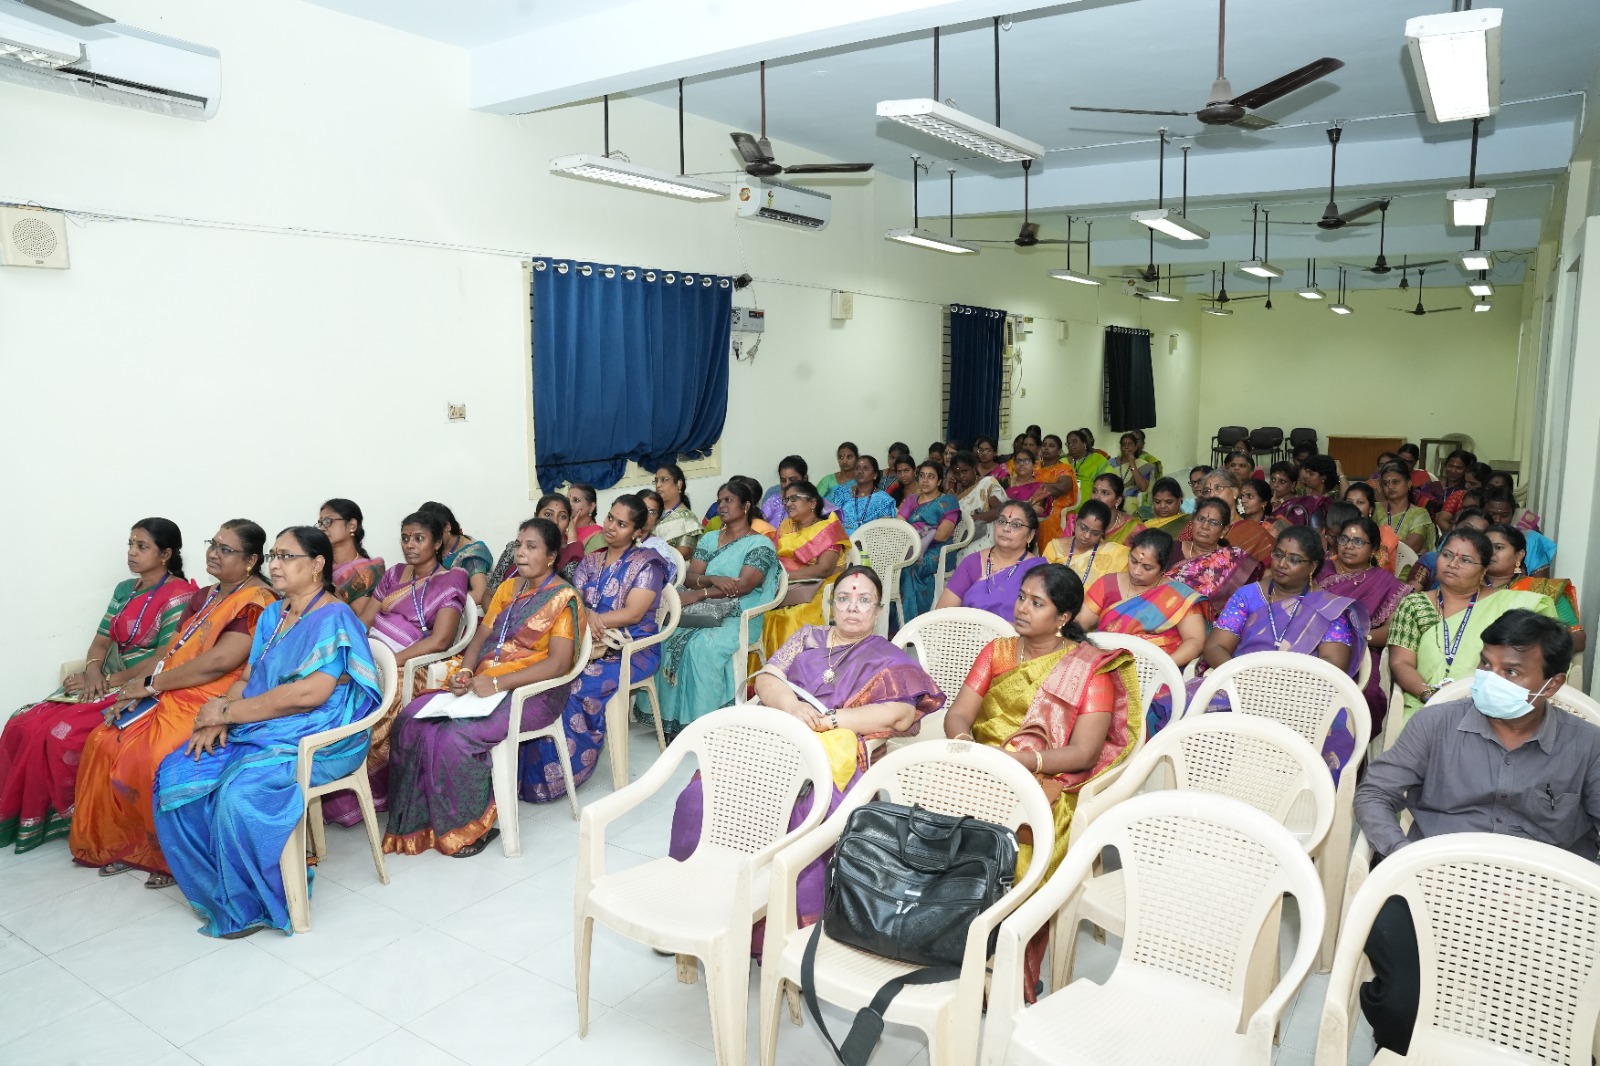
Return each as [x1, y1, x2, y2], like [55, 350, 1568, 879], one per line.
[603, 584, 680, 788]
[850, 518, 922, 637]
[1085, 632, 1187, 723]
[932, 512, 975, 604]
[279, 637, 398, 934]
[1393, 541, 1419, 577]
[759, 740, 1054, 1066]
[1056, 715, 1336, 1007]
[398, 603, 477, 706]
[575, 707, 833, 1066]
[1316, 833, 1600, 1066]
[888, 607, 1017, 749]
[731, 567, 787, 697]
[489, 628, 593, 847]
[983, 792, 1325, 1066]
[1381, 675, 1600, 751]
[1189, 651, 1372, 971]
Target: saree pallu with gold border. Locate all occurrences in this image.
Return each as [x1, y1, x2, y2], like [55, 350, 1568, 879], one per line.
[0, 575, 195, 853]
[70, 584, 276, 873]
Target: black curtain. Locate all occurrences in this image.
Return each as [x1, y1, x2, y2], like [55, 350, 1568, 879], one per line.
[947, 304, 1006, 443]
[1102, 326, 1157, 432]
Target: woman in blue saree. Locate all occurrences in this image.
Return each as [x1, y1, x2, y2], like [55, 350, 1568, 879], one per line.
[659, 481, 780, 739]
[897, 460, 960, 622]
[154, 526, 381, 939]
[522, 495, 666, 801]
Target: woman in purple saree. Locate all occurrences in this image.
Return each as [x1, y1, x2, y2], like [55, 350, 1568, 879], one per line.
[667, 567, 944, 948]
[1316, 514, 1408, 738]
[1150, 526, 1368, 779]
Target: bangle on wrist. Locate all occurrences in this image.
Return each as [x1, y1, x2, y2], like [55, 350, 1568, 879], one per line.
[1034, 750, 1045, 774]
[492, 676, 500, 693]
[955, 732, 974, 742]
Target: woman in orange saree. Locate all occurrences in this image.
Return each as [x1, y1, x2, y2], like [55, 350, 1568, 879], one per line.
[70, 521, 277, 885]
[0, 519, 195, 854]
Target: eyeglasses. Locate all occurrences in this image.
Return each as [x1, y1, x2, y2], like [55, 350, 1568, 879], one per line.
[833, 594, 879, 609]
[994, 517, 1029, 531]
[1076, 526, 1104, 541]
[204, 540, 246, 557]
[1270, 550, 1310, 567]
[1438, 549, 1482, 567]
[644, 508, 660, 517]
[782, 495, 804, 504]
[263, 551, 310, 563]
[1191, 515, 1224, 528]
[1335, 536, 1371, 548]
[314, 517, 341, 530]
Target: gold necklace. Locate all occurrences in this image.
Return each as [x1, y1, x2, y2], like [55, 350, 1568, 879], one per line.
[821, 629, 849, 684]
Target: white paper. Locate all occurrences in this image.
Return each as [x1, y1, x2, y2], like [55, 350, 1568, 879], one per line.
[412, 690, 503, 720]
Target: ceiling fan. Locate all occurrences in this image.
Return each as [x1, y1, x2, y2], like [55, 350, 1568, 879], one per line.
[1393, 269, 1462, 315]
[1197, 265, 1268, 305]
[731, 62, 874, 177]
[1114, 239, 1206, 283]
[971, 161, 1084, 247]
[1344, 204, 1448, 275]
[1070, 0, 1342, 130]
[1275, 127, 1385, 229]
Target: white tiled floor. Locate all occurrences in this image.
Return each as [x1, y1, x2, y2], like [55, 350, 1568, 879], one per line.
[0, 724, 1377, 1065]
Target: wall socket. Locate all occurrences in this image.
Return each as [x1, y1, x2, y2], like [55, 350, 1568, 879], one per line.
[447, 403, 466, 421]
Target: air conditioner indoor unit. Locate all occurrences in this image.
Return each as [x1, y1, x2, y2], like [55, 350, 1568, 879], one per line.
[0, 0, 220, 120]
[735, 179, 831, 230]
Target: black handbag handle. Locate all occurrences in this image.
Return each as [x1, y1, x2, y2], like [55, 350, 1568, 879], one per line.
[895, 810, 969, 873]
[802, 924, 958, 1066]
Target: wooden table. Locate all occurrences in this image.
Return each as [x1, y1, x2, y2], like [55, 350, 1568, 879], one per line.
[1327, 435, 1405, 479]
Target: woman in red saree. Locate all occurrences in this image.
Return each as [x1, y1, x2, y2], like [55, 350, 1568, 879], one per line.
[70, 520, 277, 884]
[1079, 528, 1206, 669]
[942, 563, 1138, 998]
[0, 519, 195, 853]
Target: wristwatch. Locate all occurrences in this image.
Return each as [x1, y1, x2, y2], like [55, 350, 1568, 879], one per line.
[143, 675, 157, 697]
[1419, 685, 1438, 703]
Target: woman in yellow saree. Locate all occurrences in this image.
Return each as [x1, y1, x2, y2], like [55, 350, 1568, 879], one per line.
[762, 480, 849, 658]
[70, 520, 278, 885]
[1045, 499, 1131, 588]
[942, 562, 1138, 995]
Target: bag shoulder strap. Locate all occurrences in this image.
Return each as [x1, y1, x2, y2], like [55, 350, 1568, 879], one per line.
[801, 924, 959, 1066]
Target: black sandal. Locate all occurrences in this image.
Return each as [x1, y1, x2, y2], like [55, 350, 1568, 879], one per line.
[451, 827, 501, 859]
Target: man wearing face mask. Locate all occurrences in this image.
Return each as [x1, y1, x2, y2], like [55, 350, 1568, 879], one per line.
[1352, 609, 1600, 1054]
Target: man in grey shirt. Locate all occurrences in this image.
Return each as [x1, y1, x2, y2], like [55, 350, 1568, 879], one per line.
[1353, 609, 1600, 1053]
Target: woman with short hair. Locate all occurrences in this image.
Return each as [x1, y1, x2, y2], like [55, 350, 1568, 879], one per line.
[319, 498, 385, 620]
[70, 521, 275, 883]
[1077, 528, 1205, 667]
[156, 526, 382, 934]
[0, 519, 195, 853]
[383, 518, 583, 857]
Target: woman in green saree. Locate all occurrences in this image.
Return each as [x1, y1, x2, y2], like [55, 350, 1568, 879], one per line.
[658, 480, 780, 739]
[942, 562, 1139, 995]
[1387, 527, 1557, 726]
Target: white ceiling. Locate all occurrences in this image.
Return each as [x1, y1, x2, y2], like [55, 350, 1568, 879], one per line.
[303, 0, 1594, 286]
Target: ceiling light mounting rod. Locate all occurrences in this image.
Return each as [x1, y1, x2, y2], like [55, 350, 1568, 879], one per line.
[1327, 124, 1342, 208]
[1181, 144, 1191, 217]
[603, 94, 610, 157]
[993, 16, 1002, 127]
[1264, 208, 1271, 261]
[932, 28, 940, 99]
[1217, 0, 1227, 80]
[1249, 202, 1259, 260]
[1467, 116, 1480, 189]
[677, 79, 685, 175]
[911, 154, 922, 226]
[1086, 221, 1093, 274]
[948, 166, 957, 238]
[760, 60, 767, 138]
[1156, 128, 1167, 208]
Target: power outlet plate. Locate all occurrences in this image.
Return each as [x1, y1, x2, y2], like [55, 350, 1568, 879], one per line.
[447, 403, 466, 422]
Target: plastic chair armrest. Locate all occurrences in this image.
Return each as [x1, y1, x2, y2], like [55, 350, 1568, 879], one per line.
[297, 705, 386, 764]
[982, 921, 1028, 1066]
[1312, 992, 1353, 1066]
[744, 773, 834, 868]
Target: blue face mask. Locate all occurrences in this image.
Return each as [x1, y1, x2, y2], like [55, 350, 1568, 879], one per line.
[1471, 669, 1551, 721]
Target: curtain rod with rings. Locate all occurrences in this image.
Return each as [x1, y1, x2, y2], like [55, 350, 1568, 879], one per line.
[946, 304, 1006, 317]
[1105, 325, 1152, 335]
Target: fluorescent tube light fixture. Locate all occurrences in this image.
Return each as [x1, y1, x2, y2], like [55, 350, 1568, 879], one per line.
[876, 98, 1043, 163]
[1468, 279, 1494, 298]
[1447, 187, 1494, 227]
[1141, 291, 1181, 303]
[1131, 208, 1209, 242]
[550, 154, 728, 201]
[1048, 268, 1102, 286]
[0, 38, 79, 68]
[1459, 250, 1492, 272]
[1473, 300, 1492, 312]
[1405, 8, 1503, 124]
[1238, 260, 1283, 279]
[884, 227, 978, 255]
[1203, 307, 1233, 316]
[1330, 303, 1353, 315]
[1296, 287, 1325, 300]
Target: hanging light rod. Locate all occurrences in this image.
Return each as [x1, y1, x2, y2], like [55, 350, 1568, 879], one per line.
[1048, 217, 1102, 285]
[1330, 267, 1353, 314]
[550, 93, 729, 201]
[1297, 257, 1325, 299]
[1132, 133, 1209, 241]
[878, 19, 1043, 163]
[1405, 7, 1503, 124]
[1238, 202, 1282, 278]
[885, 160, 977, 254]
[1446, 117, 1495, 228]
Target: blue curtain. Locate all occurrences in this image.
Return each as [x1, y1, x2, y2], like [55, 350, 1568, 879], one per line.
[532, 260, 732, 492]
[946, 303, 1006, 443]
